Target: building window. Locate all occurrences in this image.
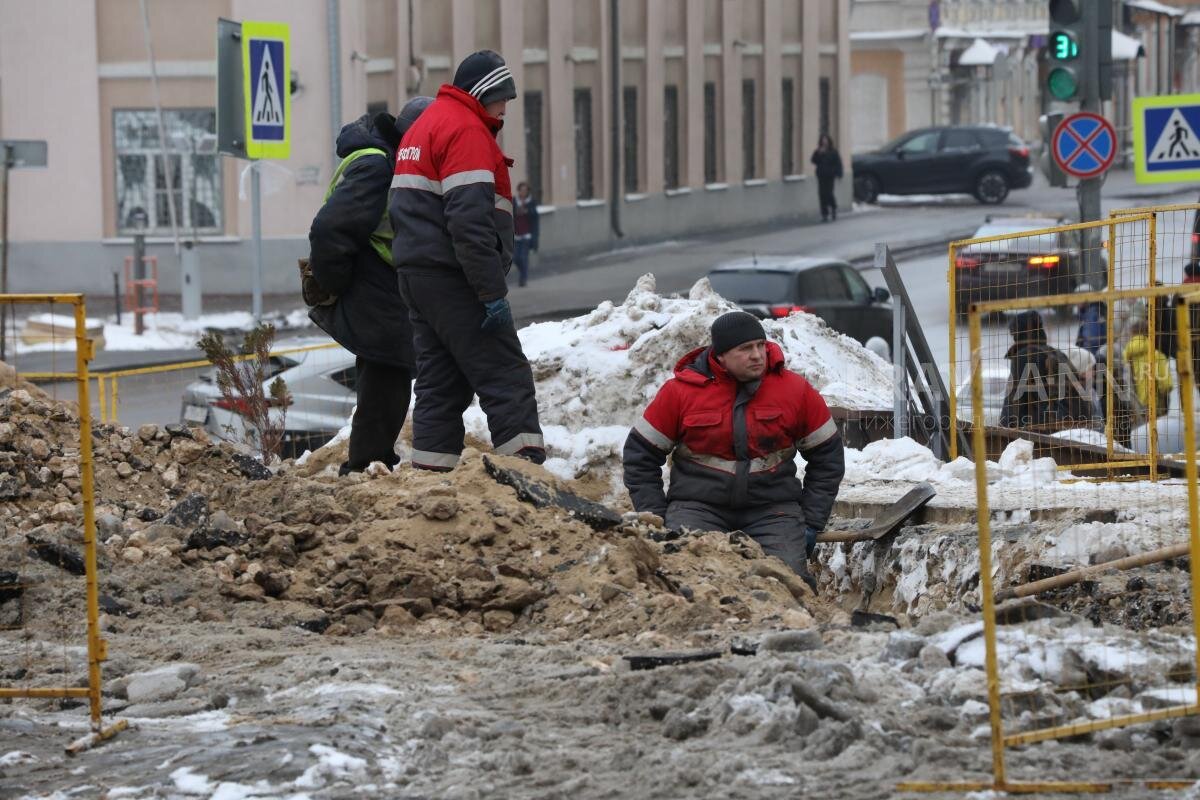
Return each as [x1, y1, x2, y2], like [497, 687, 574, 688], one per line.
[742, 78, 756, 180]
[703, 81, 718, 183]
[574, 88, 594, 199]
[114, 109, 222, 235]
[524, 91, 544, 200]
[663, 84, 680, 190]
[623, 86, 639, 194]
[782, 78, 795, 175]
[819, 76, 832, 137]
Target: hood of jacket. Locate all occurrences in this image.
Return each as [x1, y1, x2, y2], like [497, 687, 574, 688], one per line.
[672, 341, 786, 386]
[334, 114, 393, 159]
[1124, 333, 1154, 360]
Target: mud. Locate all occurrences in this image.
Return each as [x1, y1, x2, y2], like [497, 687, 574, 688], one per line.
[5, 371, 1200, 798]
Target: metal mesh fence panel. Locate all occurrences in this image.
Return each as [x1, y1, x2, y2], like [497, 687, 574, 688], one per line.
[949, 214, 1161, 476]
[0, 294, 125, 751]
[959, 285, 1200, 792]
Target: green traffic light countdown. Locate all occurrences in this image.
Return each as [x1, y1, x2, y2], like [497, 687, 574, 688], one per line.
[1051, 31, 1078, 60]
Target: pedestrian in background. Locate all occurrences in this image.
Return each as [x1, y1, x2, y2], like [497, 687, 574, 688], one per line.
[1073, 283, 1105, 356]
[999, 310, 1091, 432]
[810, 133, 844, 222]
[306, 97, 433, 475]
[389, 50, 545, 471]
[1123, 317, 1173, 421]
[512, 181, 539, 287]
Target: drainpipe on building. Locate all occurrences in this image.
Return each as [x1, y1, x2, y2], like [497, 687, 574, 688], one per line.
[327, 0, 342, 169]
[608, 0, 624, 240]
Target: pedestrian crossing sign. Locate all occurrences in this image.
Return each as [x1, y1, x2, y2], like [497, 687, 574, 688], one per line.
[1133, 93, 1200, 184]
[241, 21, 290, 160]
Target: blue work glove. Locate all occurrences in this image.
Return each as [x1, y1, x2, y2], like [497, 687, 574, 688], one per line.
[805, 526, 819, 557]
[480, 297, 513, 333]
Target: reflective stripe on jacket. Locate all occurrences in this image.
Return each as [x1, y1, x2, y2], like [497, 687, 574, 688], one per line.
[622, 342, 845, 529]
[388, 84, 515, 302]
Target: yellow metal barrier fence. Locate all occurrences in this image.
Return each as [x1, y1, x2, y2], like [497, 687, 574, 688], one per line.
[948, 214, 1163, 476]
[904, 284, 1200, 793]
[0, 293, 126, 752]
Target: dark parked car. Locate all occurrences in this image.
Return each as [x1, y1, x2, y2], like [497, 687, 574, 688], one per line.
[852, 125, 1033, 205]
[953, 216, 1086, 316]
[707, 257, 893, 350]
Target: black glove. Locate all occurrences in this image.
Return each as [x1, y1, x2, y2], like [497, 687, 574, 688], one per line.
[805, 526, 819, 557]
[481, 298, 513, 333]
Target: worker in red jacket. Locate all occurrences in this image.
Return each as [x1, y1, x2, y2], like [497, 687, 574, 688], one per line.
[623, 311, 846, 586]
[388, 50, 544, 470]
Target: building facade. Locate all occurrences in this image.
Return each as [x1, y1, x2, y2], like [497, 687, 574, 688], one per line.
[848, 0, 1199, 157]
[0, 0, 852, 296]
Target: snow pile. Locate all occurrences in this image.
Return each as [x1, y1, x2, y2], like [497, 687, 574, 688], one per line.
[460, 274, 893, 488]
[516, 274, 895, 429]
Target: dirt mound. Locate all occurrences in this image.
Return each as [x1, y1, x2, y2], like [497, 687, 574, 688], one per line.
[1, 384, 842, 645]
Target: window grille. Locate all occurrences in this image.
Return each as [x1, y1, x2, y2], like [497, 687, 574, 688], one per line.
[574, 88, 595, 199]
[114, 109, 222, 235]
[664, 85, 680, 189]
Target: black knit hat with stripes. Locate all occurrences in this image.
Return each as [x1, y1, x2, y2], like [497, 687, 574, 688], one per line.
[453, 50, 517, 107]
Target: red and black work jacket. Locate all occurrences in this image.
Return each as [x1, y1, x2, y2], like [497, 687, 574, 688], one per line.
[623, 343, 845, 528]
[388, 84, 514, 302]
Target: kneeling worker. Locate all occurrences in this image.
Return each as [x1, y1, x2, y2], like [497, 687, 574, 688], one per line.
[622, 311, 846, 586]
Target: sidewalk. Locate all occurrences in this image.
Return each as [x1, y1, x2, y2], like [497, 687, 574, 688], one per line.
[7, 167, 1192, 373]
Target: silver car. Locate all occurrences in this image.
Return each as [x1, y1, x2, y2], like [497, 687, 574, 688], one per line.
[180, 344, 357, 458]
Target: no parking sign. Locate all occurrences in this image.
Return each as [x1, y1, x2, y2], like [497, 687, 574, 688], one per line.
[1051, 112, 1116, 180]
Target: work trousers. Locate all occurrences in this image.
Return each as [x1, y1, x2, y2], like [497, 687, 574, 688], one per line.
[341, 357, 412, 475]
[397, 269, 544, 469]
[666, 499, 811, 581]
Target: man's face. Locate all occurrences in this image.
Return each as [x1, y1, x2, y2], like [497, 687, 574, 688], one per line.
[484, 98, 508, 118]
[716, 339, 767, 382]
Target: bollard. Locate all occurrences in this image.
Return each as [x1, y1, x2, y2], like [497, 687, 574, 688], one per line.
[181, 241, 202, 320]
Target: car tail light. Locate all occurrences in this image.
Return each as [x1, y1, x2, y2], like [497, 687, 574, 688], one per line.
[1028, 255, 1060, 268]
[1008, 146, 1029, 159]
[955, 255, 980, 269]
[1192, 232, 1199, 246]
[213, 396, 291, 415]
[769, 304, 810, 318]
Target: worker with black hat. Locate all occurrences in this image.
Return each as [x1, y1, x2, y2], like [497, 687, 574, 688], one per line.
[622, 311, 846, 587]
[388, 50, 544, 471]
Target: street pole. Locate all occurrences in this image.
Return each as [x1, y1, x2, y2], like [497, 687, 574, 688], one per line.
[1077, 0, 1109, 291]
[0, 144, 10, 362]
[251, 160, 263, 322]
[133, 232, 146, 336]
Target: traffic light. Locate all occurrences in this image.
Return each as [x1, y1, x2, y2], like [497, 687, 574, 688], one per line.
[1038, 112, 1068, 187]
[1046, 0, 1113, 104]
[1047, 0, 1083, 101]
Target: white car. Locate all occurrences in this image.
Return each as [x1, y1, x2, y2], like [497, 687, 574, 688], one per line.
[180, 344, 357, 458]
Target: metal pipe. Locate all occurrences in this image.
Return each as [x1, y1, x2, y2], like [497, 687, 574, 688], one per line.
[327, 0, 342, 168]
[608, 0, 623, 240]
[1, 144, 10, 362]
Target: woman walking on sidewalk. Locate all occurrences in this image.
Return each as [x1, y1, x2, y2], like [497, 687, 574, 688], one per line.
[810, 134, 844, 222]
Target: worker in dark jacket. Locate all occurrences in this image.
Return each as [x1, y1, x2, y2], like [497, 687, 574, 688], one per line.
[388, 50, 545, 471]
[307, 97, 432, 475]
[623, 311, 846, 587]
